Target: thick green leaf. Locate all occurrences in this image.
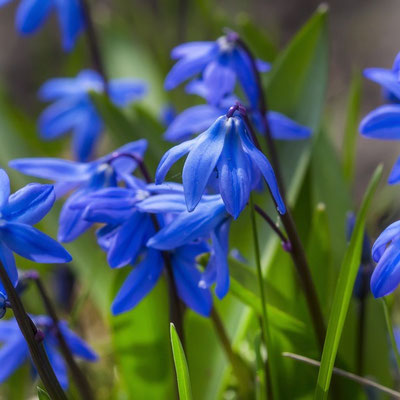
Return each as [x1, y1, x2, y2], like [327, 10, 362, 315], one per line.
[315, 165, 383, 399]
[170, 323, 193, 400]
[342, 73, 362, 184]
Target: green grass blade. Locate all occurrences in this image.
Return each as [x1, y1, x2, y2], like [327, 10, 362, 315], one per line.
[170, 323, 193, 400]
[315, 164, 383, 399]
[37, 387, 51, 400]
[342, 72, 363, 184]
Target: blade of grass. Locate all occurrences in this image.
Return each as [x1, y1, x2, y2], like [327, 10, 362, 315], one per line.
[170, 323, 193, 400]
[315, 164, 383, 399]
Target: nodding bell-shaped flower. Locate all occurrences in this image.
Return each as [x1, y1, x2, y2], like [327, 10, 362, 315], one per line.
[156, 109, 285, 219]
[164, 31, 270, 107]
[0, 0, 85, 52]
[370, 220, 400, 298]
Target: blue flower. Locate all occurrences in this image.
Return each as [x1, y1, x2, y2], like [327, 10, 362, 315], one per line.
[38, 70, 147, 161]
[156, 113, 285, 219]
[164, 97, 311, 143]
[72, 184, 213, 316]
[370, 220, 400, 297]
[0, 169, 71, 294]
[0, 0, 85, 51]
[9, 140, 148, 242]
[164, 33, 270, 107]
[140, 190, 232, 299]
[0, 315, 97, 388]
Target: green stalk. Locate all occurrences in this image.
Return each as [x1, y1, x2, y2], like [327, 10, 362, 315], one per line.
[381, 298, 400, 372]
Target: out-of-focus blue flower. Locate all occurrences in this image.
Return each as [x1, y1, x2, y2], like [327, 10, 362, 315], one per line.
[0, 0, 85, 51]
[38, 70, 147, 161]
[0, 169, 71, 294]
[0, 315, 97, 388]
[164, 33, 270, 107]
[164, 97, 311, 143]
[140, 190, 232, 299]
[160, 105, 177, 127]
[156, 113, 285, 219]
[72, 183, 213, 316]
[370, 220, 400, 298]
[9, 140, 148, 242]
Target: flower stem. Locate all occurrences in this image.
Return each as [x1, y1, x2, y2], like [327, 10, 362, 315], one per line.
[250, 194, 274, 399]
[0, 264, 67, 400]
[210, 308, 252, 397]
[236, 37, 326, 351]
[79, 0, 109, 89]
[28, 272, 94, 400]
[381, 298, 400, 373]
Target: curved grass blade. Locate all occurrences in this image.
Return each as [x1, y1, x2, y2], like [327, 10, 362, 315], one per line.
[315, 164, 383, 399]
[170, 323, 193, 400]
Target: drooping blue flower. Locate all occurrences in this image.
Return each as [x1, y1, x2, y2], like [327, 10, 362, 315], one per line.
[370, 220, 400, 298]
[38, 70, 147, 161]
[0, 315, 97, 388]
[156, 112, 285, 219]
[164, 33, 270, 107]
[9, 140, 148, 242]
[0, 0, 85, 51]
[140, 190, 232, 299]
[0, 169, 71, 294]
[71, 183, 213, 316]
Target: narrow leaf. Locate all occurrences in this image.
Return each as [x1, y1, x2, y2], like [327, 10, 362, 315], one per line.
[37, 387, 51, 400]
[170, 323, 193, 400]
[315, 165, 383, 399]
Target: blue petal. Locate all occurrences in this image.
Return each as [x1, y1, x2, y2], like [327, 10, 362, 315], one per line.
[0, 242, 18, 291]
[237, 117, 286, 214]
[202, 58, 236, 105]
[371, 220, 400, 262]
[39, 97, 87, 140]
[255, 59, 271, 73]
[0, 0, 13, 6]
[72, 112, 103, 162]
[58, 322, 98, 361]
[217, 125, 251, 219]
[0, 336, 28, 383]
[182, 116, 228, 211]
[3, 184, 55, 225]
[364, 68, 400, 100]
[267, 111, 312, 140]
[54, 0, 84, 52]
[137, 193, 187, 214]
[155, 139, 196, 184]
[39, 78, 85, 101]
[45, 344, 69, 389]
[9, 158, 91, 182]
[111, 249, 163, 314]
[16, 0, 52, 34]
[147, 198, 227, 250]
[170, 41, 216, 60]
[360, 105, 400, 139]
[172, 257, 212, 317]
[0, 169, 10, 210]
[109, 79, 147, 107]
[107, 212, 151, 268]
[0, 222, 72, 263]
[165, 48, 216, 90]
[0, 320, 20, 341]
[371, 239, 400, 298]
[58, 191, 93, 242]
[164, 104, 221, 142]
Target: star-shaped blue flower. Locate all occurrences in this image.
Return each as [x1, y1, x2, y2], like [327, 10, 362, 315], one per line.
[0, 169, 71, 294]
[370, 220, 400, 298]
[0, 0, 85, 51]
[9, 140, 148, 242]
[156, 113, 285, 219]
[164, 33, 270, 107]
[38, 70, 147, 161]
[0, 315, 97, 388]
[72, 183, 213, 316]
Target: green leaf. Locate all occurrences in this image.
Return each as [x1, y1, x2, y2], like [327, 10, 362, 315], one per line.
[315, 165, 383, 399]
[342, 72, 363, 184]
[170, 323, 193, 400]
[37, 387, 51, 400]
